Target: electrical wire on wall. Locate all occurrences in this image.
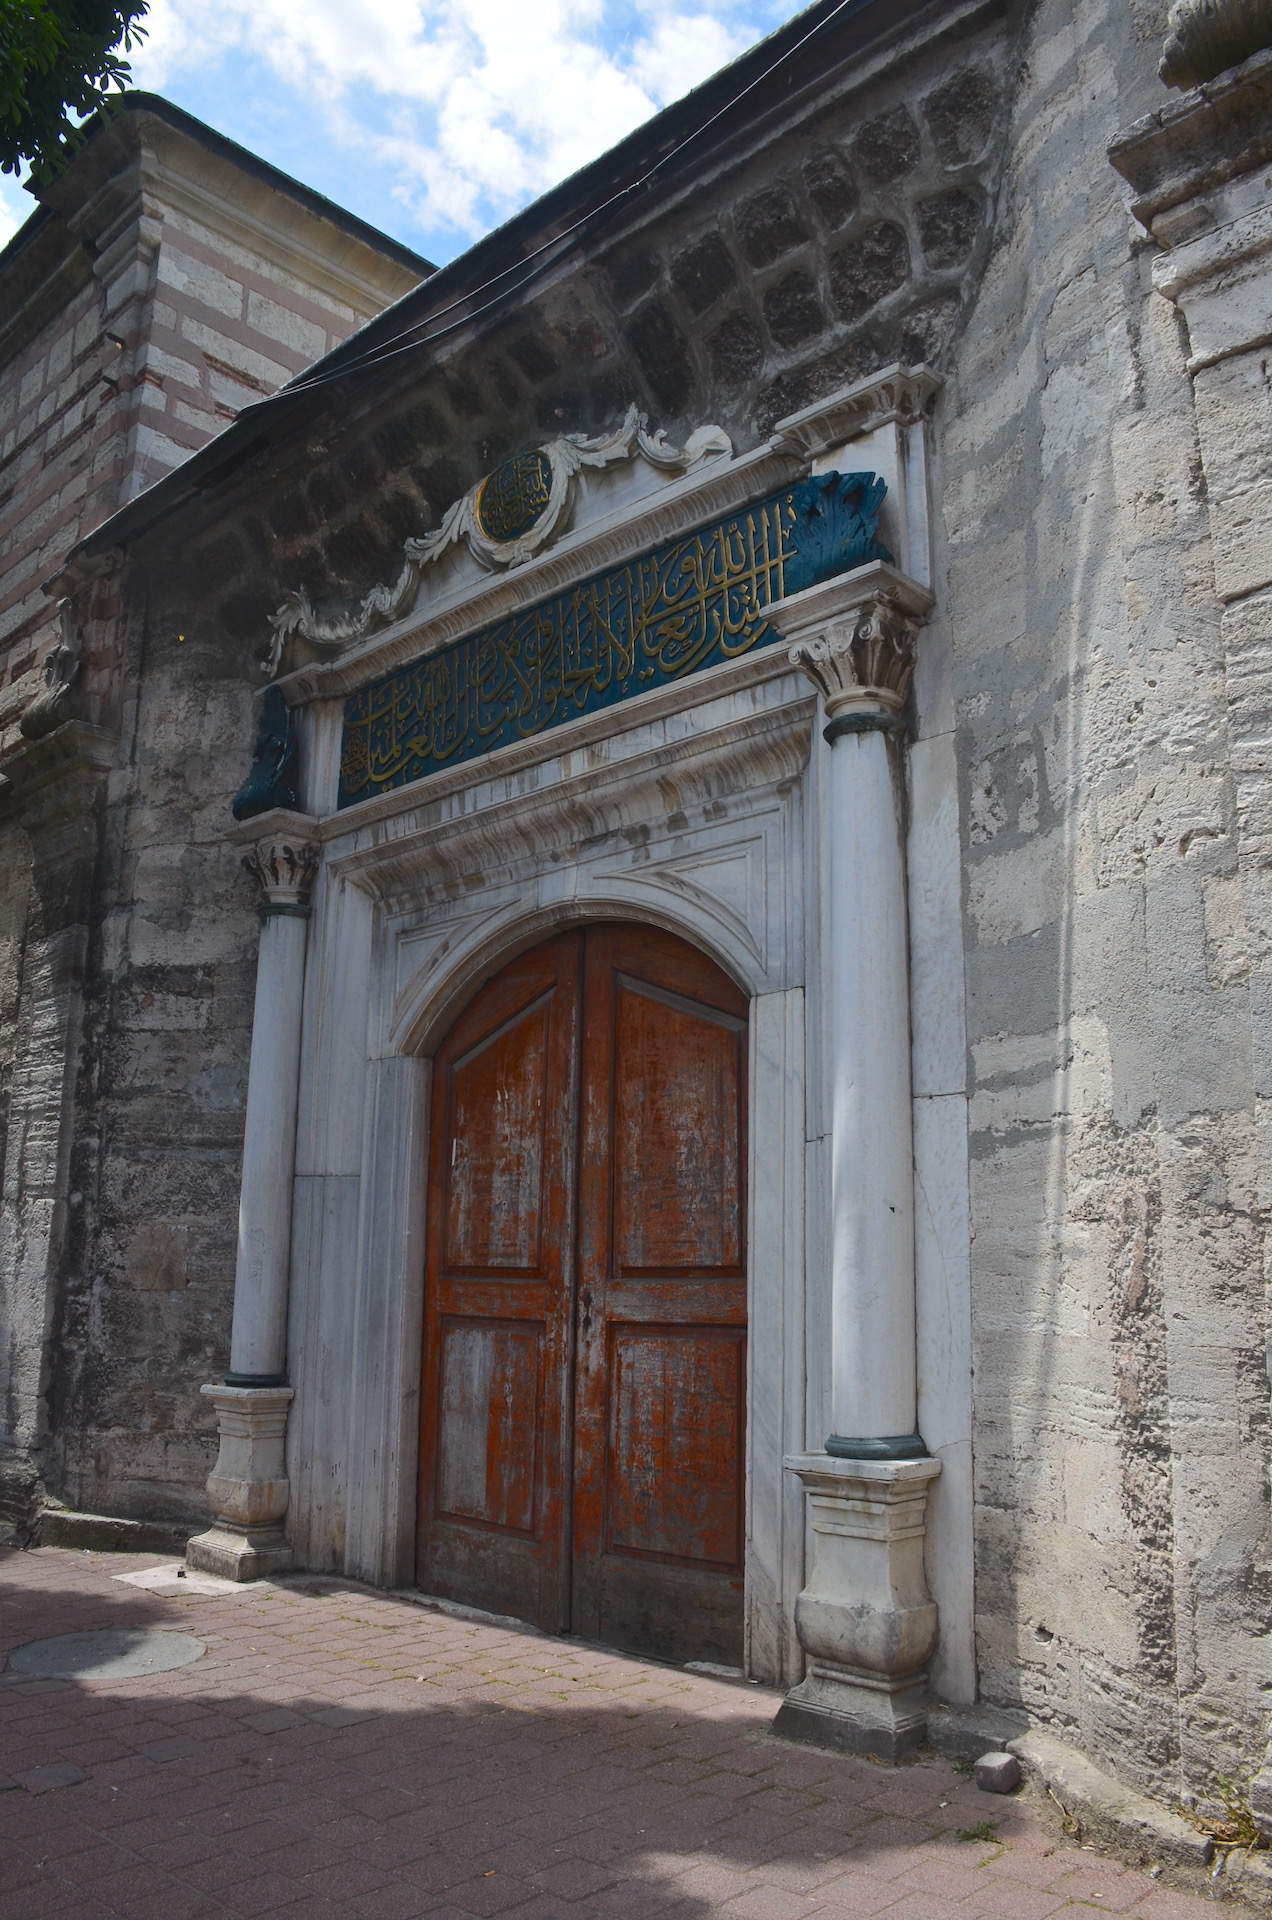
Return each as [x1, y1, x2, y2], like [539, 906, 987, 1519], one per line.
[237, 0, 876, 415]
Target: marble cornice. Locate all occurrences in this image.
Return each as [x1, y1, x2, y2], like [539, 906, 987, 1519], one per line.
[765, 564, 933, 647]
[273, 366, 940, 709]
[323, 694, 812, 914]
[768, 366, 942, 459]
[1109, 46, 1272, 235]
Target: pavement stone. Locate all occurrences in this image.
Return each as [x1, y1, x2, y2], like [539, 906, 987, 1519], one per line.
[0, 1546, 1263, 1920]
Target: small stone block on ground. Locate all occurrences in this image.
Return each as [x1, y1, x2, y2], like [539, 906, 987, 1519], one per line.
[976, 1750, 1023, 1793]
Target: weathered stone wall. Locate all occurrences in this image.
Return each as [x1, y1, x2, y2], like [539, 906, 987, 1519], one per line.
[16, 0, 1270, 1814]
[0, 819, 36, 1525]
[0, 103, 425, 1528]
[0, 101, 425, 755]
[944, 0, 1269, 1806]
[42, 621, 261, 1522]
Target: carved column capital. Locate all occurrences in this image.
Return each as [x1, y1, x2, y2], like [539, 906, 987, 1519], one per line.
[243, 834, 319, 914]
[789, 590, 923, 730]
[1160, 0, 1272, 87]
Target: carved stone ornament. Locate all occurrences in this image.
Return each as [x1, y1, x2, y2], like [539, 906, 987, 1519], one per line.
[1160, 0, 1272, 86]
[243, 836, 319, 912]
[265, 405, 732, 674]
[232, 685, 300, 821]
[789, 591, 922, 722]
[19, 601, 82, 741]
[769, 365, 941, 460]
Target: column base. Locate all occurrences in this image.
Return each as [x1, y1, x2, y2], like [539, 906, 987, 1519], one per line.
[773, 1667, 931, 1761]
[186, 1524, 293, 1582]
[776, 1451, 942, 1762]
[191, 1383, 295, 1583]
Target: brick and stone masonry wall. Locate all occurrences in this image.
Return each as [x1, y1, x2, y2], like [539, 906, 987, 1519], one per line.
[14, 0, 1271, 1812]
[28, 2, 1015, 1530]
[0, 103, 424, 1527]
[0, 273, 109, 736]
[0, 102, 424, 755]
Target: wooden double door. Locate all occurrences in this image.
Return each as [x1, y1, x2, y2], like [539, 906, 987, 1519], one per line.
[417, 923, 748, 1665]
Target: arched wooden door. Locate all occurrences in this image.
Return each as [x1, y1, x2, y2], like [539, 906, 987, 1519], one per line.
[417, 923, 748, 1666]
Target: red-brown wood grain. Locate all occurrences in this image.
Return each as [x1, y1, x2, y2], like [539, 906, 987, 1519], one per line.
[416, 932, 581, 1630]
[417, 923, 748, 1665]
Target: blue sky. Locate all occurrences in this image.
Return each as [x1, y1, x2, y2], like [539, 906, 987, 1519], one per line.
[0, 0, 796, 263]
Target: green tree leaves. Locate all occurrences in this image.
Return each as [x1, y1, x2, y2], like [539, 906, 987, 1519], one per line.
[1, 0, 149, 181]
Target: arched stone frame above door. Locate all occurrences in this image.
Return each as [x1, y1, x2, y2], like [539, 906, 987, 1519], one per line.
[285, 668, 814, 1689]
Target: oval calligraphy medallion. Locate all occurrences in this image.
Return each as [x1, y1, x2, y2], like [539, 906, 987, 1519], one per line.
[475, 449, 554, 543]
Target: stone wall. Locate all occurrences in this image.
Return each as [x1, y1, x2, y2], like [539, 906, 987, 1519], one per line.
[945, 0, 1270, 1806]
[0, 100, 425, 1527]
[44, 626, 260, 1522]
[11, 0, 1270, 1814]
[0, 98, 425, 755]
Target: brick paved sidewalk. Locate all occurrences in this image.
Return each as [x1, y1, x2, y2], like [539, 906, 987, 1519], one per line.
[0, 1548, 1258, 1920]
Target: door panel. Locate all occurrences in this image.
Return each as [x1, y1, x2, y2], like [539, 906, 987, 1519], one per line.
[417, 933, 581, 1630]
[572, 924, 748, 1665]
[418, 921, 748, 1666]
[612, 977, 745, 1275]
[435, 1318, 543, 1533]
[605, 1324, 745, 1566]
[444, 994, 553, 1273]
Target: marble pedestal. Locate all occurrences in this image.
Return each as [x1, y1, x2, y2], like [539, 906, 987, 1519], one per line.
[186, 1384, 295, 1581]
[775, 1453, 942, 1760]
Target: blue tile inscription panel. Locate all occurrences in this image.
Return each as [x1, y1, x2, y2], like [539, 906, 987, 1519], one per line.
[337, 471, 889, 809]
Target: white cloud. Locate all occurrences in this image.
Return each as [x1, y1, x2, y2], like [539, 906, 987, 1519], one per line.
[630, 10, 750, 103]
[131, 0, 782, 250]
[0, 174, 36, 251]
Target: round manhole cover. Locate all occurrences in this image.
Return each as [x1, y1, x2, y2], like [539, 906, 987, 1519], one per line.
[7, 1628, 206, 1679]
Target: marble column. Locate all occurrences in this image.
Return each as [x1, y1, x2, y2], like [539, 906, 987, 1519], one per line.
[187, 813, 319, 1581]
[767, 564, 942, 1758]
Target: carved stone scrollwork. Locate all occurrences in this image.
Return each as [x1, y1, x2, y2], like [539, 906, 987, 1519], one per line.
[265, 403, 733, 675]
[243, 837, 319, 914]
[788, 591, 922, 724]
[1160, 0, 1272, 87]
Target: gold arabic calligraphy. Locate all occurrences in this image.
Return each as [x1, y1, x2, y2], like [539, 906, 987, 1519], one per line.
[339, 494, 794, 804]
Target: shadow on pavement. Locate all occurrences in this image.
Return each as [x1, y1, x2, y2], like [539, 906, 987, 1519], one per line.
[0, 1551, 1194, 1920]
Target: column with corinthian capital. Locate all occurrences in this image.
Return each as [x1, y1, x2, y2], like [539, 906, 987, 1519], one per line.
[187, 811, 320, 1581]
[766, 563, 943, 1757]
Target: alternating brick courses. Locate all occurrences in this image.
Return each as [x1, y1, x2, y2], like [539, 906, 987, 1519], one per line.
[0, 99, 426, 750]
